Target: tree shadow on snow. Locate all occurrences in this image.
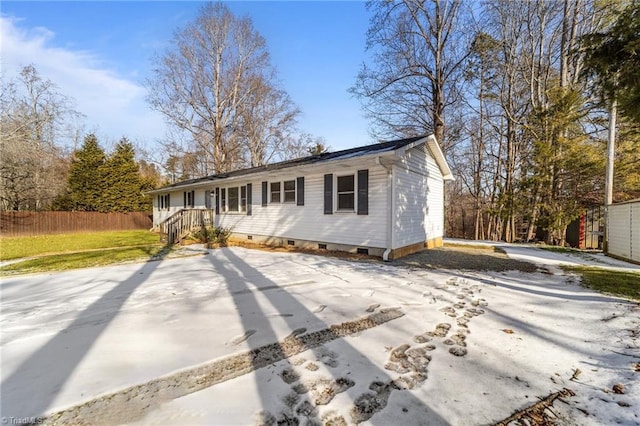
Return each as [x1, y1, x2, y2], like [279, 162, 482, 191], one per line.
[0, 246, 171, 419]
[208, 247, 449, 425]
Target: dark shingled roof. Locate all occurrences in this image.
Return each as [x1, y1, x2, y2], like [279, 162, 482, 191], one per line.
[157, 135, 427, 190]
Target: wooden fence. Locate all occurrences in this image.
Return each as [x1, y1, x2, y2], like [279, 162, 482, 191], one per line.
[0, 211, 153, 237]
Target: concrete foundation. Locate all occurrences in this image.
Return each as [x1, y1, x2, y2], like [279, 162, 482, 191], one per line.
[227, 233, 443, 260]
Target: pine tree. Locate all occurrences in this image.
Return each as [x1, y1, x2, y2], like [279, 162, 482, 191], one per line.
[101, 138, 151, 212]
[66, 134, 107, 211]
[582, 0, 640, 124]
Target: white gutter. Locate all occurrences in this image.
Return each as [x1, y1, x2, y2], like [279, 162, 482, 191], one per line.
[376, 156, 394, 261]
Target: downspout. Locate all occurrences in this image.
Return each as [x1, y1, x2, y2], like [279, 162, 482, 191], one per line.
[377, 156, 394, 261]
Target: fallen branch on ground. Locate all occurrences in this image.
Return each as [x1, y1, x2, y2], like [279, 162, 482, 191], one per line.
[494, 388, 576, 426]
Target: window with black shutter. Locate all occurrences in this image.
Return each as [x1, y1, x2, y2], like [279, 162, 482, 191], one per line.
[183, 190, 195, 208]
[357, 169, 368, 215]
[296, 177, 304, 206]
[261, 181, 268, 206]
[283, 180, 296, 203]
[324, 174, 333, 214]
[228, 187, 239, 212]
[271, 182, 281, 203]
[337, 175, 355, 211]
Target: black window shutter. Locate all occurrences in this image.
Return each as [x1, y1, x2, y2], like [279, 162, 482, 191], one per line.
[183, 192, 187, 208]
[324, 174, 333, 214]
[357, 169, 369, 215]
[247, 183, 252, 215]
[167, 193, 170, 209]
[215, 188, 220, 214]
[262, 181, 268, 206]
[296, 177, 304, 206]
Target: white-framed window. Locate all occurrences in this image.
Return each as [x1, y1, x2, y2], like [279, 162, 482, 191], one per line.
[240, 186, 247, 213]
[222, 185, 247, 213]
[228, 187, 239, 212]
[184, 190, 195, 208]
[283, 180, 296, 203]
[158, 194, 170, 210]
[270, 182, 281, 203]
[336, 174, 355, 211]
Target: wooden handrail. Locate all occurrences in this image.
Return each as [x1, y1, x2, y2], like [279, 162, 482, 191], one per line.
[159, 209, 215, 245]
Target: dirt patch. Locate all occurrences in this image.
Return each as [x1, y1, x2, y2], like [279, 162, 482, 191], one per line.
[393, 246, 538, 272]
[207, 241, 538, 273]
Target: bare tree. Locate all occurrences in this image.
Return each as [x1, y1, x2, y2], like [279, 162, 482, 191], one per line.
[147, 2, 302, 175]
[0, 65, 81, 211]
[280, 133, 330, 160]
[238, 74, 300, 167]
[352, 0, 470, 148]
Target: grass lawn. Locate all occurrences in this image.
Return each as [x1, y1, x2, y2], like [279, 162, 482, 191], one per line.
[0, 245, 170, 275]
[563, 265, 640, 300]
[0, 230, 160, 261]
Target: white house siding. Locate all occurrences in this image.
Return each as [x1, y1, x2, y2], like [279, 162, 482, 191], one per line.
[608, 201, 639, 263]
[152, 189, 209, 227]
[213, 164, 389, 249]
[425, 154, 445, 241]
[393, 144, 444, 249]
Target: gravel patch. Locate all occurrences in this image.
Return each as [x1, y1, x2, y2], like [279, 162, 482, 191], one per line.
[393, 246, 538, 272]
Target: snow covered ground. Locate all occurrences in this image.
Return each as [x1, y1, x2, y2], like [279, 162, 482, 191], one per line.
[1, 245, 638, 425]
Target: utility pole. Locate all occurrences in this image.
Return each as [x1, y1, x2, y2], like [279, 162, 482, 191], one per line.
[603, 99, 616, 253]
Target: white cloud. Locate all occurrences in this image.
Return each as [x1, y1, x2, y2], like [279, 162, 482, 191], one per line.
[0, 16, 167, 147]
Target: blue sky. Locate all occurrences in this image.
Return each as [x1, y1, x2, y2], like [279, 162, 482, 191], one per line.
[1, 1, 373, 153]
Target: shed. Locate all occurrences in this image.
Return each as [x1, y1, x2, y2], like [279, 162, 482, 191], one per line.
[607, 199, 640, 263]
[148, 135, 454, 260]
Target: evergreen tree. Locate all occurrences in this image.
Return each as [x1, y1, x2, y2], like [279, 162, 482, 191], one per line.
[66, 134, 107, 211]
[582, 0, 640, 124]
[101, 138, 151, 212]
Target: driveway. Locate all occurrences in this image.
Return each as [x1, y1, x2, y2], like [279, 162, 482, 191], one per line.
[1, 246, 638, 425]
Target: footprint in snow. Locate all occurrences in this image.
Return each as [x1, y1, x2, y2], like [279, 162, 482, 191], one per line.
[322, 410, 348, 426]
[312, 304, 327, 313]
[286, 328, 307, 339]
[229, 329, 256, 346]
[293, 376, 355, 406]
[449, 346, 468, 357]
[317, 347, 339, 368]
[366, 303, 380, 313]
[352, 378, 425, 424]
[279, 367, 300, 384]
